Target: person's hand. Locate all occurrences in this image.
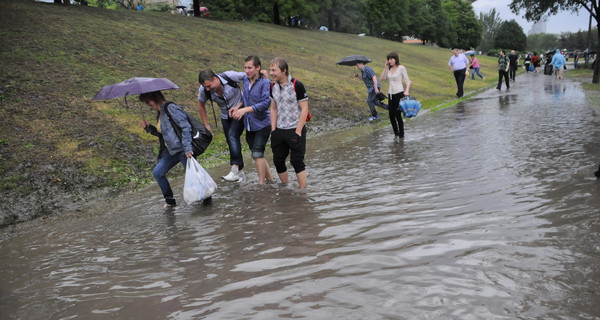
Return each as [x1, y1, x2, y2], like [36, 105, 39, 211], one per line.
[141, 119, 148, 128]
[205, 123, 212, 133]
[228, 106, 240, 118]
[260, 69, 269, 78]
[185, 152, 193, 158]
[353, 72, 358, 78]
[385, 61, 390, 68]
[295, 128, 302, 137]
[232, 107, 248, 120]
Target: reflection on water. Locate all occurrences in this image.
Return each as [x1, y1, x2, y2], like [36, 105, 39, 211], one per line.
[1, 75, 600, 319]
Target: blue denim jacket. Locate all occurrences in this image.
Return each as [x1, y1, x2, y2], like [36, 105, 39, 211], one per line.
[159, 102, 193, 155]
[242, 76, 271, 131]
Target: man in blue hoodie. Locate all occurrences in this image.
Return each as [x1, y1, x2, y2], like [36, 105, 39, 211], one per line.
[551, 49, 567, 79]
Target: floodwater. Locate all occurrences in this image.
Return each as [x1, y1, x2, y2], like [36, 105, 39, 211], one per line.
[1, 74, 600, 319]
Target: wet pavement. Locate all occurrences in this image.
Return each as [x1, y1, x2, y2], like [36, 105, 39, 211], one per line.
[1, 72, 600, 319]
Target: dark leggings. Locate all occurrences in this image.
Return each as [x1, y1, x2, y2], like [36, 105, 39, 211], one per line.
[389, 92, 405, 136]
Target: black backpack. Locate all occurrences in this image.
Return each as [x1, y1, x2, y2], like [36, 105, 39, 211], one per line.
[163, 102, 212, 157]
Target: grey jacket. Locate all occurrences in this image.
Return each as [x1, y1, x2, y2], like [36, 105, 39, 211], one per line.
[159, 102, 193, 155]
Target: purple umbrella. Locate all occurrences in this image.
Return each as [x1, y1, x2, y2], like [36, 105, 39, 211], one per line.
[92, 77, 183, 121]
[92, 77, 180, 101]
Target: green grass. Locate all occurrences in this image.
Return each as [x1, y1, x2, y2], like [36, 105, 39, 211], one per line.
[0, 0, 497, 218]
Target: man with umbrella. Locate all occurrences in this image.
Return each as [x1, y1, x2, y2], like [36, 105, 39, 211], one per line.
[338, 55, 387, 121]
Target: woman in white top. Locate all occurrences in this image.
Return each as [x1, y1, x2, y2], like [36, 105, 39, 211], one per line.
[380, 52, 411, 137]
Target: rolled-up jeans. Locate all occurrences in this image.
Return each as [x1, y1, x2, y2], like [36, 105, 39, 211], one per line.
[222, 117, 244, 170]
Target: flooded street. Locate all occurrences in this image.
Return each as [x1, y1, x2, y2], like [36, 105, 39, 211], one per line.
[2, 73, 600, 319]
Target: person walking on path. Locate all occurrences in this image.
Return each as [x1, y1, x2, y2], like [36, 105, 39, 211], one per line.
[496, 50, 510, 91]
[230, 56, 274, 185]
[524, 52, 532, 72]
[448, 48, 469, 98]
[380, 52, 411, 137]
[197, 69, 247, 182]
[269, 57, 309, 188]
[468, 55, 485, 80]
[551, 49, 567, 79]
[508, 50, 519, 81]
[140, 91, 195, 207]
[355, 62, 388, 121]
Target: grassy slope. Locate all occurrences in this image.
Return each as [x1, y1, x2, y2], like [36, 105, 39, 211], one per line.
[0, 0, 497, 225]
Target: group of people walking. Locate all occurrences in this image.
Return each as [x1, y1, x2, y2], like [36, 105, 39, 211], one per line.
[140, 48, 573, 207]
[141, 56, 308, 207]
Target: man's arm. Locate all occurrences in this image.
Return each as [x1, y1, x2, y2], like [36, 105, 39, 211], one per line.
[269, 99, 278, 131]
[296, 99, 309, 137]
[197, 100, 212, 132]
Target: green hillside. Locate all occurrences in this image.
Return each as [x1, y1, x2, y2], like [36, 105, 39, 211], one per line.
[0, 0, 496, 226]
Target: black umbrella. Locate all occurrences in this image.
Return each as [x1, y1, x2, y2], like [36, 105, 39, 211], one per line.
[336, 55, 372, 66]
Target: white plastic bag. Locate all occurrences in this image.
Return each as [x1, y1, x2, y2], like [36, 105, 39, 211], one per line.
[183, 157, 217, 204]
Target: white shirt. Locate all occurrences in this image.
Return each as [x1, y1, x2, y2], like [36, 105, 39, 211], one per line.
[386, 65, 410, 95]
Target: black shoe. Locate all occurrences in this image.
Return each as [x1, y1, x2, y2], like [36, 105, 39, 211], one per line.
[496, 87, 500, 90]
[595, 164, 600, 178]
[164, 197, 176, 207]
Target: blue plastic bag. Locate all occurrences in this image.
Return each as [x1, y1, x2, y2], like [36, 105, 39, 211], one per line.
[399, 96, 421, 118]
[529, 64, 534, 71]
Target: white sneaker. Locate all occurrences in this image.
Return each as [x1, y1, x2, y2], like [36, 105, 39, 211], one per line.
[222, 171, 239, 181]
[237, 171, 246, 182]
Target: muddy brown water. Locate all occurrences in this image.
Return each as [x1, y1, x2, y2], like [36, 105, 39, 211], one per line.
[1, 74, 600, 319]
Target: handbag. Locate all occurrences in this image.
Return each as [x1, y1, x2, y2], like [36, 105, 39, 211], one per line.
[183, 157, 217, 204]
[399, 95, 421, 118]
[164, 102, 212, 156]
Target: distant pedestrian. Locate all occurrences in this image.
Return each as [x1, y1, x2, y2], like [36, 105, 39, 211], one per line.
[496, 50, 510, 91]
[574, 51, 580, 69]
[508, 50, 519, 81]
[269, 57, 309, 188]
[468, 55, 484, 80]
[448, 48, 469, 98]
[551, 49, 567, 79]
[532, 52, 540, 73]
[355, 62, 387, 121]
[380, 52, 411, 137]
[524, 52, 532, 72]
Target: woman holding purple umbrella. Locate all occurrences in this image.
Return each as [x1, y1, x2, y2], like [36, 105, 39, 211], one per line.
[140, 90, 195, 207]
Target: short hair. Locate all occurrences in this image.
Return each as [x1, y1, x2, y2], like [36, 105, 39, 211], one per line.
[245, 55, 262, 68]
[501, 50, 506, 54]
[199, 69, 217, 83]
[386, 52, 400, 66]
[270, 57, 289, 76]
[139, 91, 165, 104]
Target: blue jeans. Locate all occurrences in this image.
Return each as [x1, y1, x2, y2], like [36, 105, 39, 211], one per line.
[366, 91, 388, 117]
[471, 67, 484, 79]
[222, 117, 244, 170]
[153, 151, 189, 203]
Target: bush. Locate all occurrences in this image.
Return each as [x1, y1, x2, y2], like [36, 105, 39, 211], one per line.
[145, 2, 173, 12]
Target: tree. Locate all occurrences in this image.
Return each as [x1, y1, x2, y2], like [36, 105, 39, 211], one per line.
[443, 0, 482, 49]
[478, 9, 503, 53]
[509, 0, 600, 82]
[495, 20, 527, 51]
[527, 33, 559, 51]
[421, 0, 452, 47]
[364, 0, 409, 40]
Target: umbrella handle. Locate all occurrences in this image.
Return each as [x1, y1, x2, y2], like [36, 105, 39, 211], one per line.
[209, 100, 219, 128]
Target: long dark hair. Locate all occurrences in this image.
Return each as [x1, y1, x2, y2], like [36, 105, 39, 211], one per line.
[387, 52, 400, 69]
